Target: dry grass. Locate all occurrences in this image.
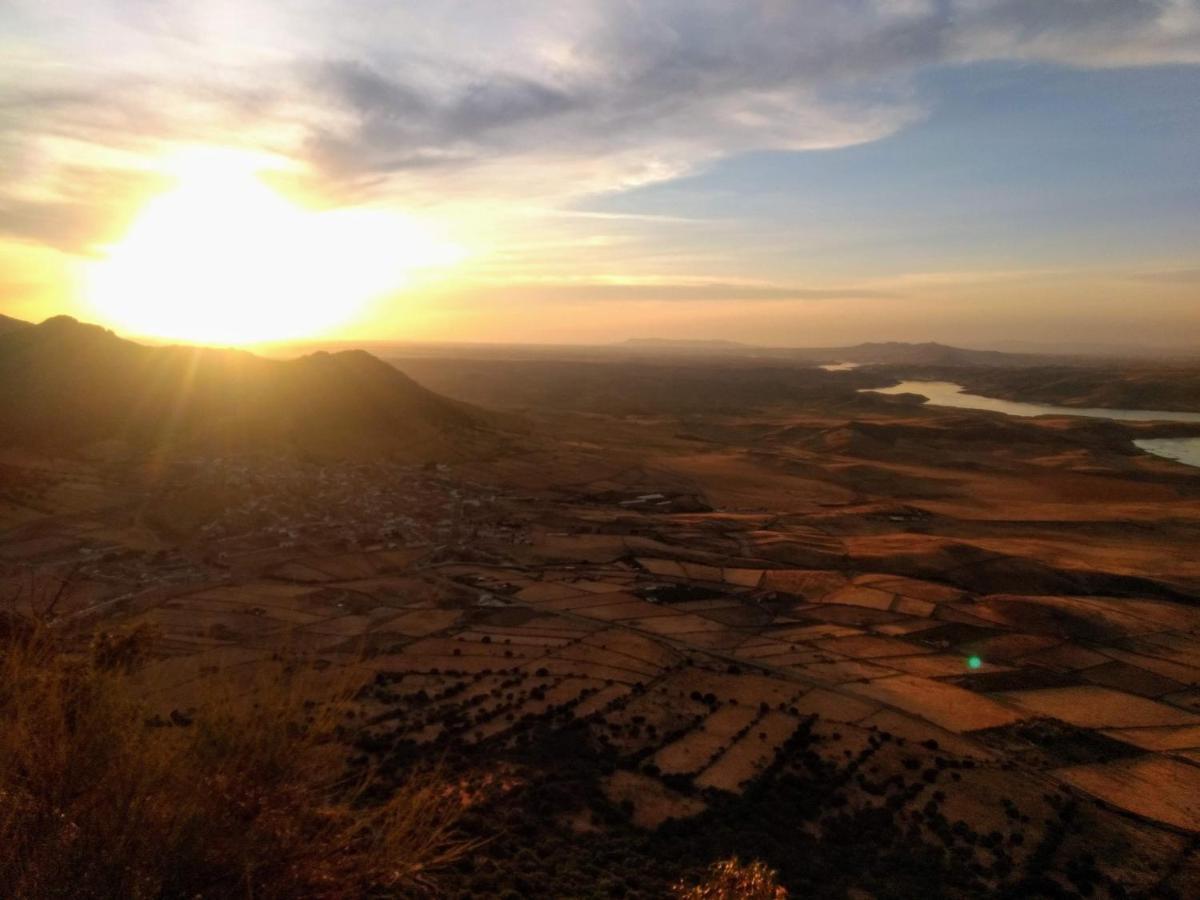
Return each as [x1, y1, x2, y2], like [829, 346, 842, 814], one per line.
[0, 592, 474, 899]
[673, 857, 789, 899]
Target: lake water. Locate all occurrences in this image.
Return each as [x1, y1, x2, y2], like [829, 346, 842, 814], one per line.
[860, 380, 1200, 468]
[819, 362, 860, 371]
[1131, 438, 1200, 469]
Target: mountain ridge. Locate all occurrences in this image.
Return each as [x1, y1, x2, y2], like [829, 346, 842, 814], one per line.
[0, 313, 30, 334]
[0, 316, 497, 460]
[614, 337, 1066, 367]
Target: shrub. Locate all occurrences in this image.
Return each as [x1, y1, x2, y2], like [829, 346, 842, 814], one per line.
[0, 609, 474, 898]
[672, 857, 788, 899]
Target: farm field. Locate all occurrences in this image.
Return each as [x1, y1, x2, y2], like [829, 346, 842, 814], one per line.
[5, 353, 1200, 896]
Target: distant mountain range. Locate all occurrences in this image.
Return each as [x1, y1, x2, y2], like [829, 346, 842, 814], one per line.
[0, 316, 495, 460]
[617, 337, 1069, 367]
[819, 341, 1054, 367]
[267, 335, 1185, 366]
[620, 338, 748, 349]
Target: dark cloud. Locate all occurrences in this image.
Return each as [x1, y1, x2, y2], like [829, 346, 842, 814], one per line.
[976, 0, 1164, 39]
[320, 61, 431, 120]
[305, 61, 584, 180]
[449, 76, 577, 132]
[288, 1, 1198, 191]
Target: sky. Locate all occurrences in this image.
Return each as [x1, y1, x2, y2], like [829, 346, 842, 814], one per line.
[1, 1, 1198, 349]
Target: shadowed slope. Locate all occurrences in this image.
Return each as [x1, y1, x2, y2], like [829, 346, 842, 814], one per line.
[0, 314, 30, 335]
[0, 316, 498, 460]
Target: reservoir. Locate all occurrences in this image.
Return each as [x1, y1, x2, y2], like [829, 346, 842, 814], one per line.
[1130, 438, 1200, 469]
[861, 380, 1200, 468]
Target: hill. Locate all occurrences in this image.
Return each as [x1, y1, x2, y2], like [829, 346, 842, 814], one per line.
[0, 316, 498, 460]
[0, 313, 30, 335]
[391, 356, 877, 414]
[823, 340, 1055, 367]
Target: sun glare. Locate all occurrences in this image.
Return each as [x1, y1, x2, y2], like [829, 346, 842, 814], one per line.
[86, 149, 464, 344]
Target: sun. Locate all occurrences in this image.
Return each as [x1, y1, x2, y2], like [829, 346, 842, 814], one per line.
[86, 148, 463, 345]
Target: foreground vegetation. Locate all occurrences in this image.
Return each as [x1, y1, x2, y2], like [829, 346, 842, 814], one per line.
[674, 858, 788, 899]
[0, 603, 472, 899]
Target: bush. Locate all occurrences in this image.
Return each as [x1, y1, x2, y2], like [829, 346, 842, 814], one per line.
[0, 610, 474, 898]
[672, 857, 788, 899]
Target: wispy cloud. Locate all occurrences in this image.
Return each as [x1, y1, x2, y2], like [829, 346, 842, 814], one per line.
[1, 0, 1198, 252]
[1121, 267, 1200, 284]
[446, 279, 896, 304]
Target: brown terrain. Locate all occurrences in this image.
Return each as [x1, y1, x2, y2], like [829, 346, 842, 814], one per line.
[4, 319, 1200, 897]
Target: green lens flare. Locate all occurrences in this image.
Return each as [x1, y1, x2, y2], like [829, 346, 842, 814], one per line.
[967, 655, 982, 670]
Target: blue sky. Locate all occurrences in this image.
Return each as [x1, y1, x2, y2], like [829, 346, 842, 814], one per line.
[588, 62, 1200, 278]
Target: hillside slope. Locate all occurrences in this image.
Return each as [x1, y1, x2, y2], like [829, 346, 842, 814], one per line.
[0, 314, 30, 335]
[0, 316, 498, 460]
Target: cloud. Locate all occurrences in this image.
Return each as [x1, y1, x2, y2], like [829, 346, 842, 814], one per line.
[953, 0, 1197, 64]
[0, 165, 170, 254]
[1122, 267, 1200, 284]
[1, 0, 1198, 251]
[443, 280, 896, 304]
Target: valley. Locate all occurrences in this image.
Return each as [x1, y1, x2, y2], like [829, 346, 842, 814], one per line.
[3, 322, 1200, 896]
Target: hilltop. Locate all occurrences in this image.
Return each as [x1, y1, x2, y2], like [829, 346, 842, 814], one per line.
[0, 316, 499, 460]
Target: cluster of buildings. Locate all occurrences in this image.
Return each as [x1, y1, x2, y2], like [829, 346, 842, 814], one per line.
[169, 456, 532, 564]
